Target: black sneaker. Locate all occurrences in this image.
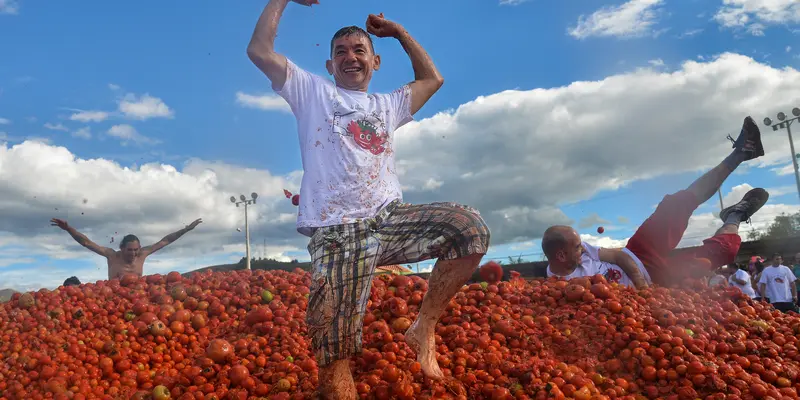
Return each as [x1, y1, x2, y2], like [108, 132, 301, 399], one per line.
[727, 116, 764, 160]
[720, 188, 769, 224]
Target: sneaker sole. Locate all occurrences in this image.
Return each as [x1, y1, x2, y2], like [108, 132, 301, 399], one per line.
[743, 116, 765, 158]
[720, 188, 769, 222]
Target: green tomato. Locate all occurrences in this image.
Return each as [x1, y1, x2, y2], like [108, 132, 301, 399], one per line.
[261, 290, 274, 304]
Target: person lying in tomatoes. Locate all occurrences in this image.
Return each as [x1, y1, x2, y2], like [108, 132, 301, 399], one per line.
[544, 117, 769, 289]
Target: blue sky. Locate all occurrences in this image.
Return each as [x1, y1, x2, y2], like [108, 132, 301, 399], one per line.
[0, 0, 799, 290]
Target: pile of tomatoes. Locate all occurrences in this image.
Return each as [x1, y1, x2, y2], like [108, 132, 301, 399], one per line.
[2, 268, 800, 400]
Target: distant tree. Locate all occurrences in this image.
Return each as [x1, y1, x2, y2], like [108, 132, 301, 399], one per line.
[507, 255, 524, 265]
[748, 211, 800, 241]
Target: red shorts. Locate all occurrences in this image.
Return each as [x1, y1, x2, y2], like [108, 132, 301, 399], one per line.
[625, 190, 742, 286]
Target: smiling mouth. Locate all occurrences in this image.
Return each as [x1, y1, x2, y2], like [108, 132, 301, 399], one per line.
[343, 67, 362, 73]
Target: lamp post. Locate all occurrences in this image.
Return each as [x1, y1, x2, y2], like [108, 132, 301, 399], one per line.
[763, 107, 800, 203]
[230, 192, 258, 270]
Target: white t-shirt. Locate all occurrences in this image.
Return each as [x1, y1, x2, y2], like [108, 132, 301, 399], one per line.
[546, 242, 652, 288]
[275, 59, 413, 236]
[728, 269, 757, 298]
[758, 265, 797, 303]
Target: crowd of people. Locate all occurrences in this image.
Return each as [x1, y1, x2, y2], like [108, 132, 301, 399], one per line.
[710, 252, 800, 312]
[43, 0, 800, 398]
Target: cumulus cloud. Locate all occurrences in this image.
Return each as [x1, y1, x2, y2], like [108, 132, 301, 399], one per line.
[72, 127, 91, 139]
[69, 110, 110, 123]
[118, 93, 174, 120]
[0, 117, 10, 124]
[499, 0, 529, 5]
[568, 0, 665, 39]
[2, 52, 800, 291]
[106, 124, 159, 145]
[714, 0, 800, 35]
[579, 213, 611, 228]
[393, 52, 800, 244]
[44, 123, 69, 131]
[581, 233, 629, 249]
[235, 92, 291, 113]
[0, 140, 306, 290]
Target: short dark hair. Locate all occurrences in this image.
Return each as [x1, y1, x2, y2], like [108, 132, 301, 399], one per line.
[120, 234, 140, 249]
[63, 276, 81, 286]
[542, 226, 571, 259]
[773, 253, 783, 260]
[330, 26, 374, 56]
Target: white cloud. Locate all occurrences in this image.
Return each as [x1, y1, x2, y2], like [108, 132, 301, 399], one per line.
[714, 0, 800, 35]
[0, 0, 19, 15]
[579, 213, 611, 228]
[235, 92, 291, 113]
[108, 83, 120, 90]
[0, 140, 305, 290]
[392, 52, 800, 244]
[568, 0, 665, 39]
[617, 216, 630, 224]
[69, 110, 110, 123]
[44, 123, 69, 132]
[499, 0, 529, 5]
[72, 127, 91, 140]
[581, 233, 629, 249]
[772, 163, 797, 176]
[788, 46, 793, 53]
[106, 124, 158, 145]
[678, 28, 704, 39]
[3, 52, 800, 290]
[0, 117, 10, 125]
[118, 94, 174, 120]
[648, 58, 665, 68]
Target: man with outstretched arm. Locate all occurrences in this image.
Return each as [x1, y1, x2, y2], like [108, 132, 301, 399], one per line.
[544, 117, 769, 289]
[247, 1, 490, 398]
[51, 218, 202, 280]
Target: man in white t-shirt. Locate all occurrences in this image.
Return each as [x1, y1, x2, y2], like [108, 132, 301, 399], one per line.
[247, 1, 490, 397]
[545, 116, 769, 288]
[758, 253, 798, 312]
[728, 266, 757, 298]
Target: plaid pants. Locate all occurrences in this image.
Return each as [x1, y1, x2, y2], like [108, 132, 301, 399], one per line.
[305, 200, 490, 366]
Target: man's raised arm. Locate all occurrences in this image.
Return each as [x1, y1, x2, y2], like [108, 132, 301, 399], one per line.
[141, 219, 203, 257]
[247, 0, 300, 90]
[51, 218, 114, 258]
[366, 14, 444, 115]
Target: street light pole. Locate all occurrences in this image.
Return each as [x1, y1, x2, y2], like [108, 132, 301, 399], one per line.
[230, 193, 258, 270]
[763, 107, 800, 203]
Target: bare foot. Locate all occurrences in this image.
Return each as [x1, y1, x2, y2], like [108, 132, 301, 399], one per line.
[405, 319, 445, 380]
[318, 359, 356, 400]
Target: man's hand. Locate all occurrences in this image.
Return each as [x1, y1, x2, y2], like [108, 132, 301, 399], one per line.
[186, 218, 203, 230]
[366, 13, 404, 38]
[51, 218, 69, 231]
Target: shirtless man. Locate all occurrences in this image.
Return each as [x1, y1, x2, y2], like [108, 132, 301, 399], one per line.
[51, 218, 202, 279]
[545, 117, 769, 288]
[247, 1, 489, 398]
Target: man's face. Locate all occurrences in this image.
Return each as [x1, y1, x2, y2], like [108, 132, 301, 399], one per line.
[772, 255, 783, 266]
[121, 241, 141, 262]
[558, 229, 584, 268]
[326, 34, 380, 92]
